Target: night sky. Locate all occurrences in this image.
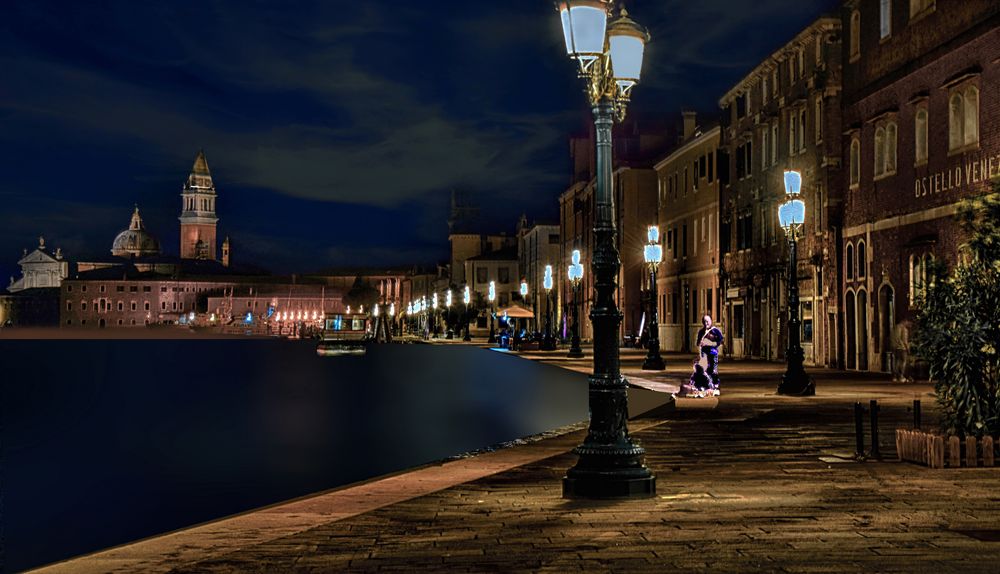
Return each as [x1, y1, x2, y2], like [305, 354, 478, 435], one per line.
[0, 0, 838, 280]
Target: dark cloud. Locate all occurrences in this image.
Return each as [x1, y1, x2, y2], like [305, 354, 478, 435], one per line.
[0, 0, 840, 275]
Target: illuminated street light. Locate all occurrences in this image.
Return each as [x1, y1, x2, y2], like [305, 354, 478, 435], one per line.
[463, 285, 472, 342]
[542, 265, 556, 351]
[642, 225, 665, 370]
[777, 170, 814, 396]
[488, 280, 497, 344]
[557, 0, 655, 499]
[567, 249, 585, 358]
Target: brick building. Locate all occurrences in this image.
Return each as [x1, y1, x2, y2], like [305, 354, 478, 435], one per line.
[840, 0, 1000, 372]
[719, 16, 844, 366]
[654, 115, 722, 352]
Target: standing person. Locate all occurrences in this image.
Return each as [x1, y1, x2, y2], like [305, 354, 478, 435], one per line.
[696, 315, 724, 394]
[891, 319, 912, 382]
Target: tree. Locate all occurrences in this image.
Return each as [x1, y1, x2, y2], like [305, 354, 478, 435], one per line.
[913, 185, 1000, 437]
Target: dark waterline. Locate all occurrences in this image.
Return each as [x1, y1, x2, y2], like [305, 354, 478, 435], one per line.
[0, 341, 587, 572]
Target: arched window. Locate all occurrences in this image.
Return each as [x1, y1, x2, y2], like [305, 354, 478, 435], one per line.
[847, 243, 855, 281]
[885, 122, 897, 174]
[850, 11, 861, 60]
[949, 93, 964, 151]
[858, 241, 867, 279]
[915, 109, 928, 163]
[850, 138, 860, 187]
[964, 86, 979, 146]
[874, 127, 886, 177]
[880, 0, 892, 39]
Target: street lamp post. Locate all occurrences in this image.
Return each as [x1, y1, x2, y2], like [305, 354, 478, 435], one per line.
[488, 280, 497, 344]
[557, 0, 655, 498]
[445, 289, 453, 339]
[463, 285, 472, 341]
[432, 292, 439, 339]
[520, 279, 529, 345]
[642, 225, 665, 370]
[567, 249, 585, 358]
[542, 265, 557, 350]
[777, 170, 815, 396]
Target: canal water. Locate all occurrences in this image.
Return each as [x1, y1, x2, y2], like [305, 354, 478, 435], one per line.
[0, 341, 588, 572]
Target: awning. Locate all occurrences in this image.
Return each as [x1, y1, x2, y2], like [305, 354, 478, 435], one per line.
[497, 305, 534, 318]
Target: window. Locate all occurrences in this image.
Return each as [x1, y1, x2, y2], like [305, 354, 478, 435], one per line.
[858, 241, 867, 279]
[947, 84, 980, 152]
[67, 285, 73, 292]
[798, 109, 806, 152]
[847, 243, 855, 281]
[850, 11, 861, 60]
[797, 48, 805, 78]
[789, 112, 797, 156]
[143, 286, 151, 292]
[874, 127, 886, 177]
[116, 285, 125, 292]
[117, 301, 123, 311]
[885, 122, 897, 174]
[66, 301, 72, 311]
[762, 76, 768, 102]
[693, 220, 698, 255]
[701, 217, 706, 243]
[815, 98, 823, 143]
[100, 285, 106, 293]
[850, 138, 860, 187]
[499, 267, 510, 284]
[745, 141, 753, 177]
[733, 303, 745, 338]
[82, 301, 88, 311]
[548, 234, 559, 244]
[771, 123, 778, 165]
[144, 302, 150, 311]
[131, 302, 136, 311]
[915, 108, 928, 164]
[682, 224, 688, 257]
[815, 33, 823, 65]
[761, 127, 769, 172]
[880, 0, 892, 39]
[476, 267, 487, 284]
[708, 152, 714, 182]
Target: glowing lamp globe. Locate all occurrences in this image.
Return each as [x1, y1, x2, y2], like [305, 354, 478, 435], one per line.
[783, 170, 802, 196]
[778, 198, 806, 231]
[446, 290, 453, 307]
[488, 281, 496, 302]
[644, 244, 663, 265]
[432, 293, 438, 310]
[520, 280, 528, 297]
[463, 285, 471, 305]
[608, 9, 649, 92]
[571, 249, 581, 265]
[646, 225, 659, 243]
[389, 303, 395, 317]
[557, 0, 609, 67]
[374, 304, 379, 317]
[543, 265, 554, 291]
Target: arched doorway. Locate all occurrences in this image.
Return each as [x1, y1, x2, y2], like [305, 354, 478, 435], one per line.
[878, 284, 895, 372]
[845, 290, 856, 370]
[857, 289, 869, 371]
[98, 318, 106, 329]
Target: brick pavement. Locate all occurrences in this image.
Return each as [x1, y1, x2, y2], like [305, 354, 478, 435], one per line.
[33, 347, 1000, 573]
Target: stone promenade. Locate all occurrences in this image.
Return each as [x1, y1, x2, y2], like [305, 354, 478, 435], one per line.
[33, 348, 1000, 573]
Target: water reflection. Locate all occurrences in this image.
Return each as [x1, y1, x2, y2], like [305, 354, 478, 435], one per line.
[0, 341, 587, 572]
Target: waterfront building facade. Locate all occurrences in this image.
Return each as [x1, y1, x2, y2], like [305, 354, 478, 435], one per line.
[518, 222, 560, 331]
[654, 116, 722, 352]
[840, 0, 1000, 372]
[719, 16, 844, 366]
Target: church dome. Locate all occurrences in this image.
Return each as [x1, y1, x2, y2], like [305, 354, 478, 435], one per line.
[111, 206, 161, 258]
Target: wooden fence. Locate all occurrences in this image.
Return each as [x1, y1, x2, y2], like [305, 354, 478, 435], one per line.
[896, 429, 996, 469]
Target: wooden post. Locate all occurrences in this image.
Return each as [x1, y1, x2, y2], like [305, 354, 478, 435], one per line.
[896, 430, 904, 462]
[949, 436, 962, 468]
[984, 436, 995, 467]
[967, 436, 978, 468]
[934, 435, 945, 469]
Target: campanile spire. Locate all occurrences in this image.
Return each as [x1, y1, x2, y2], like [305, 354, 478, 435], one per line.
[179, 149, 219, 260]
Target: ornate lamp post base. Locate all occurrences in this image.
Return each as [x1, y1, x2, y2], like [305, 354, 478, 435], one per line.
[567, 345, 584, 358]
[777, 347, 815, 396]
[563, 443, 656, 499]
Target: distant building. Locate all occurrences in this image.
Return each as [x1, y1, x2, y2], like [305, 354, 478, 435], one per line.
[1, 236, 68, 327]
[719, 16, 843, 366]
[179, 150, 220, 260]
[840, 0, 999, 372]
[518, 221, 560, 332]
[654, 115, 722, 352]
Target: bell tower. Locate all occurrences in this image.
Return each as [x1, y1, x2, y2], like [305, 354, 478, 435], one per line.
[179, 150, 219, 260]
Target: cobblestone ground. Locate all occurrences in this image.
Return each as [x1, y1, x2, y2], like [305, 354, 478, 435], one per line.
[158, 354, 1000, 574]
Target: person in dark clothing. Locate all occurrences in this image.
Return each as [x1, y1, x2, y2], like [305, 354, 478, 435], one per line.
[695, 315, 724, 394]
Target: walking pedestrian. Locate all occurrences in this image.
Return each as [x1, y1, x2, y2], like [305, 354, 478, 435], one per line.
[695, 315, 724, 394]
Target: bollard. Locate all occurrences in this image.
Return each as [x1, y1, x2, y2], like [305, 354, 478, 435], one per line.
[913, 399, 921, 430]
[854, 402, 866, 459]
[869, 399, 882, 460]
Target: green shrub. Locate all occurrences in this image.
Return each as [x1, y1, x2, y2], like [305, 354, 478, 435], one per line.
[912, 185, 1000, 437]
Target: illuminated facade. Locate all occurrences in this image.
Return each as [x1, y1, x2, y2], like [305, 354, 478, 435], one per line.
[719, 16, 843, 366]
[654, 116, 722, 352]
[179, 150, 219, 261]
[840, 0, 999, 372]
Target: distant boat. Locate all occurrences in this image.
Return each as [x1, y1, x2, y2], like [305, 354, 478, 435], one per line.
[316, 313, 371, 357]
